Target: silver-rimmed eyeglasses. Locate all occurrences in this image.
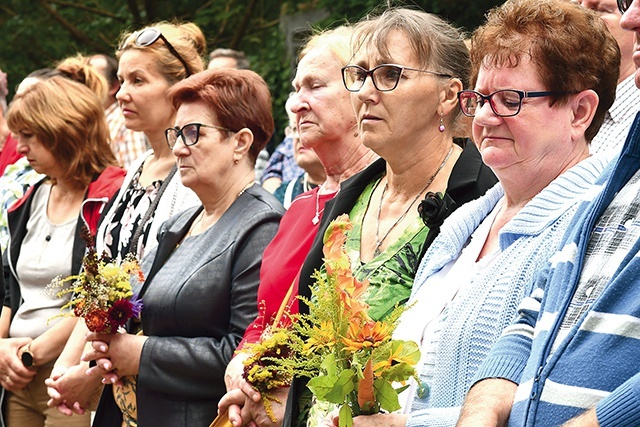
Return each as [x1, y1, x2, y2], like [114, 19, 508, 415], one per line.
[165, 123, 232, 149]
[457, 89, 569, 118]
[341, 64, 452, 92]
[127, 28, 193, 77]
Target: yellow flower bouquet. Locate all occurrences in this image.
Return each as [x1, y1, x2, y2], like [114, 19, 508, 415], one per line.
[48, 227, 144, 334]
[266, 214, 421, 427]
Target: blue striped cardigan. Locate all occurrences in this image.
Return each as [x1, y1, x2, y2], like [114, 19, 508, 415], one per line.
[473, 112, 640, 427]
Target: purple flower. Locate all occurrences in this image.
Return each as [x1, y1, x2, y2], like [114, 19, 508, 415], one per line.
[130, 294, 143, 318]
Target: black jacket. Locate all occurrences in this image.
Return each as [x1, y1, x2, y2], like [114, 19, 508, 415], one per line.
[92, 185, 284, 427]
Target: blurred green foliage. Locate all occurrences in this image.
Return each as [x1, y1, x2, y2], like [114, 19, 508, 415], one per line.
[0, 0, 504, 142]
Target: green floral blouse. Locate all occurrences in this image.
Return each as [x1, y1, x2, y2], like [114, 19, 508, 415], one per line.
[345, 177, 428, 321]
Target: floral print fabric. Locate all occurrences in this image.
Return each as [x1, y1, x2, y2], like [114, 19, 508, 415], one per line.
[102, 163, 162, 260]
[345, 177, 429, 321]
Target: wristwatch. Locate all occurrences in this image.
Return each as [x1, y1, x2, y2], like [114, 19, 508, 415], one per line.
[20, 344, 36, 368]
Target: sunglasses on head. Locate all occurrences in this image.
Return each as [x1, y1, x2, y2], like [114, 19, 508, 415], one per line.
[124, 27, 193, 77]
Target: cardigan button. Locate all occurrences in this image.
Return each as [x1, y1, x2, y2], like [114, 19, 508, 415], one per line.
[417, 381, 430, 399]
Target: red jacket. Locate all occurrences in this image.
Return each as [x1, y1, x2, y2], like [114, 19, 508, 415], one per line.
[0, 134, 23, 176]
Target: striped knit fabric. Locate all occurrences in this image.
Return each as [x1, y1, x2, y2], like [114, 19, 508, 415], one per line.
[473, 112, 640, 427]
[402, 154, 610, 427]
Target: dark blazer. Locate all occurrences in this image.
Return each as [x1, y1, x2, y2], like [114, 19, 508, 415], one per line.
[93, 185, 284, 427]
[283, 140, 497, 426]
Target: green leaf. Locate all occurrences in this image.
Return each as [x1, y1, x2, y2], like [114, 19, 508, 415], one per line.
[321, 353, 337, 377]
[307, 370, 355, 404]
[380, 362, 418, 383]
[372, 340, 421, 382]
[376, 340, 421, 365]
[395, 383, 410, 394]
[338, 404, 353, 427]
[374, 378, 401, 412]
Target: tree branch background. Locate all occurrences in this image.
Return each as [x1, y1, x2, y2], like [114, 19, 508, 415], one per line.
[0, 0, 504, 143]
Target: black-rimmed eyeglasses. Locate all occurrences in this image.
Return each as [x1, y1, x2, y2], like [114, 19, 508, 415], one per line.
[165, 123, 232, 149]
[131, 28, 193, 77]
[618, 0, 633, 14]
[457, 89, 569, 118]
[341, 64, 452, 92]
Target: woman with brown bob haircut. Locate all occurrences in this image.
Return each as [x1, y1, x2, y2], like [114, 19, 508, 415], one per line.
[1, 75, 125, 427]
[83, 68, 284, 427]
[46, 22, 205, 419]
[169, 67, 275, 161]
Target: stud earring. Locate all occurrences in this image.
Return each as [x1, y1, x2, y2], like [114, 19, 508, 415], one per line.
[438, 115, 445, 133]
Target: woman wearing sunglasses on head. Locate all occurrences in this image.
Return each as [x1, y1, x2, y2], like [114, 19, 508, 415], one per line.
[343, 1, 620, 426]
[98, 22, 204, 261]
[84, 68, 284, 427]
[45, 22, 202, 418]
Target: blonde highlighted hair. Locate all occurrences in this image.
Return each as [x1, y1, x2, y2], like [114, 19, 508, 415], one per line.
[55, 54, 109, 106]
[117, 21, 207, 84]
[299, 25, 354, 66]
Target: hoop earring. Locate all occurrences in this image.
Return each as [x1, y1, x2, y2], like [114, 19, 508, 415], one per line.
[438, 115, 445, 133]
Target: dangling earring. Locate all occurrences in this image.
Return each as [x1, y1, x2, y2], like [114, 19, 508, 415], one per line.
[438, 114, 445, 133]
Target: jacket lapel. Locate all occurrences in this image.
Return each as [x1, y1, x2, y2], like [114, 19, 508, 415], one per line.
[138, 207, 202, 299]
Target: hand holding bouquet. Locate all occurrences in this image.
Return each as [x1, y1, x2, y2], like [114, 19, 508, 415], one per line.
[48, 227, 143, 334]
[240, 215, 420, 427]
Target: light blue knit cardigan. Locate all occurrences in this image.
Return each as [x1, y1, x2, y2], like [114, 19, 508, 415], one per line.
[405, 153, 610, 427]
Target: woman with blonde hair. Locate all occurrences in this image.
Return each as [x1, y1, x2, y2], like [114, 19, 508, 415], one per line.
[45, 21, 203, 417]
[98, 21, 204, 260]
[218, 25, 379, 426]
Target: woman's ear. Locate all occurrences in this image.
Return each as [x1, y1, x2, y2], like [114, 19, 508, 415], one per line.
[232, 128, 254, 161]
[570, 89, 599, 142]
[439, 78, 464, 116]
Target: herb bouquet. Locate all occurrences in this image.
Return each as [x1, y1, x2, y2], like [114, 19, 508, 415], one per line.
[241, 214, 421, 427]
[48, 228, 144, 334]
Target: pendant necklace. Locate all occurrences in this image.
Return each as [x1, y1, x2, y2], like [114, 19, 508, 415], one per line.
[312, 183, 339, 225]
[373, 146, 453, 256]
[312, 184, 324, 225]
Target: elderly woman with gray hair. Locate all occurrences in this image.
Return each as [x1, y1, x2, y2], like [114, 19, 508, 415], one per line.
[280, 7, 499, 427]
